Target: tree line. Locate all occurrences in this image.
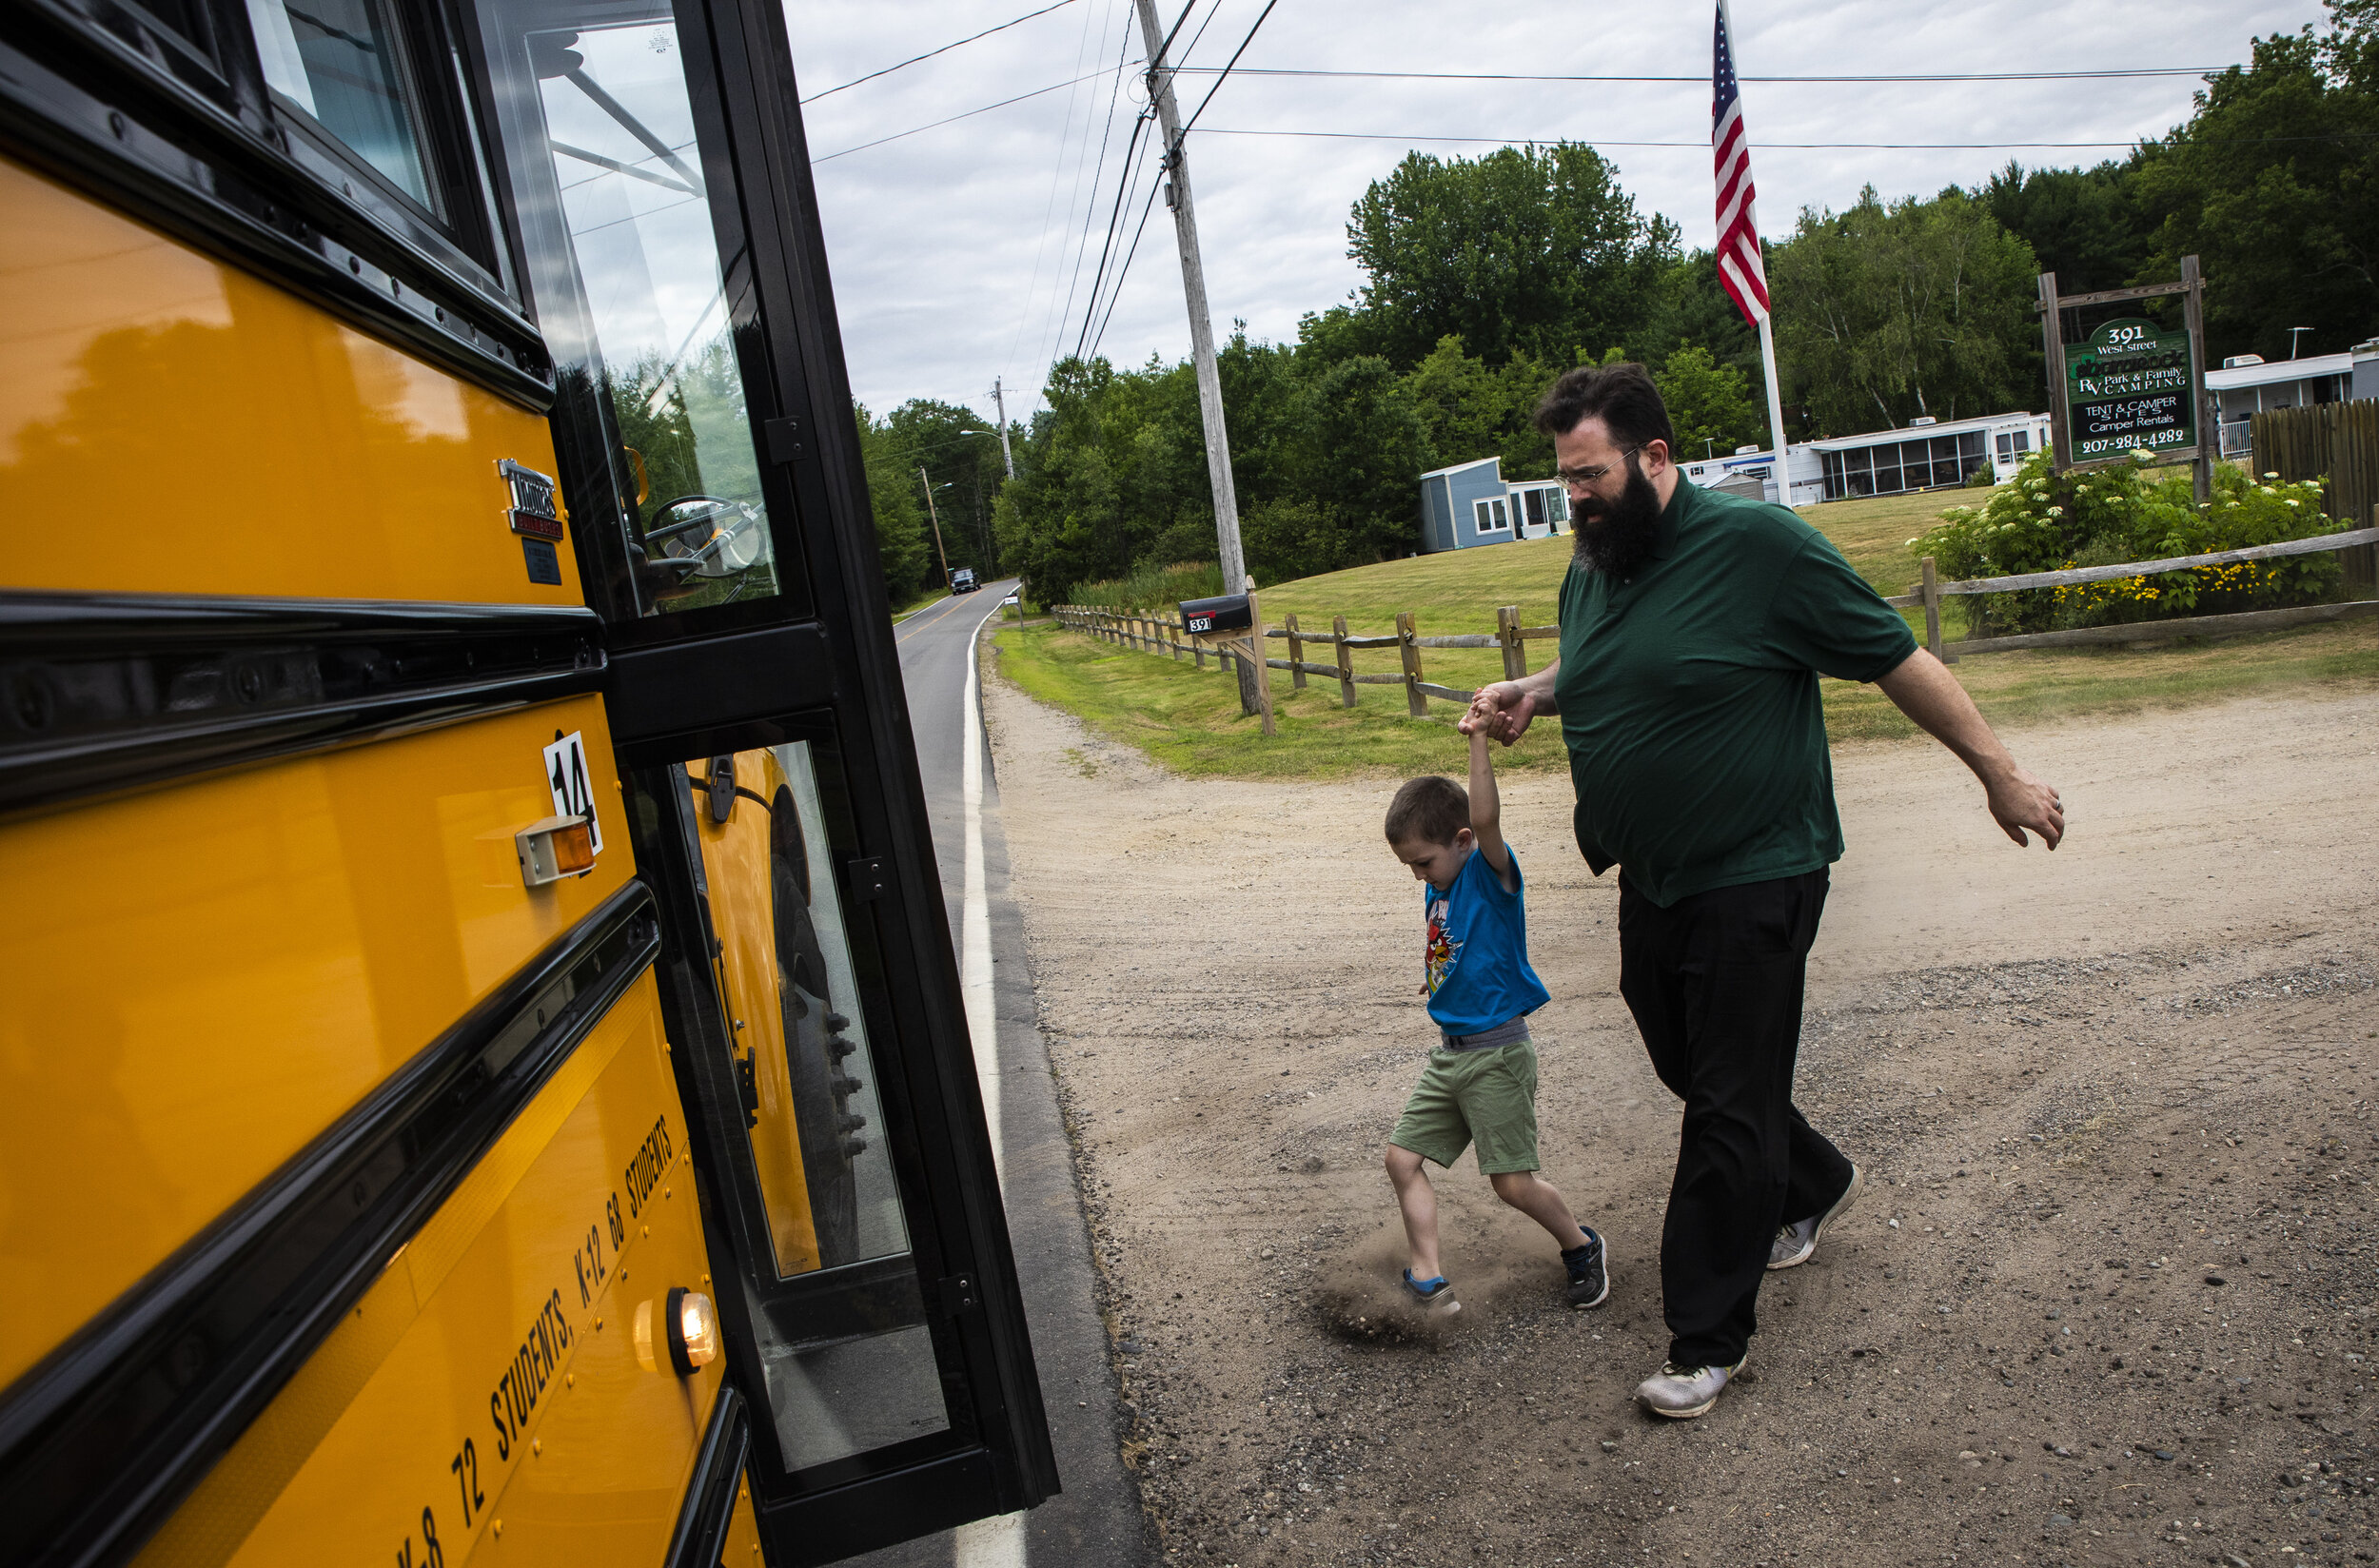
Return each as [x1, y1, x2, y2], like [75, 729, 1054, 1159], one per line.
[871, 3, 2379, 606]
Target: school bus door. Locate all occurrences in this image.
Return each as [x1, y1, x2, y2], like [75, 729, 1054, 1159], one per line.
[462, 0, 1058, 1557]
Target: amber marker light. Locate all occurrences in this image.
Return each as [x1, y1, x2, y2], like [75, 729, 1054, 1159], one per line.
[635, 1287, 720, 1376]
[516, 814, 596, 887]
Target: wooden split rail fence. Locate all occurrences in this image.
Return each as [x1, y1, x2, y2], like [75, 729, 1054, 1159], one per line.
[1052, 521, 2379, 715]
[1883, 526, 2379, 661]
[1051, 602, 1557, 715]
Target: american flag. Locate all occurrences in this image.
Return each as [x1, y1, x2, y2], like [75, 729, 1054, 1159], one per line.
[1711, 1, 1769, 326]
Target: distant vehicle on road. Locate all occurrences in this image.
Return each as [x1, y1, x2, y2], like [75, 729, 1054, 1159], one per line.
[951, 568, 980, 593]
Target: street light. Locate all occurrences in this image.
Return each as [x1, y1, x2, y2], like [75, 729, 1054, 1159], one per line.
[2289, 326, 2314, 360]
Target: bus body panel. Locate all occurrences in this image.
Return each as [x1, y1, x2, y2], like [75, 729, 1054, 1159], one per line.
[721, 1479, 762, 1565]
[127, 970, 722, 1568]
[0, 155, 585, 607]
[0, 692, 633, 1386]
[690, 746, 823, 1277]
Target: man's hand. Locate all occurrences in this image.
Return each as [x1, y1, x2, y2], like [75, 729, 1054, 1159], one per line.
[1985, 764, 2065, 850]
[1461, 682, 1537, 745]
[1874, 649, 2064, 852]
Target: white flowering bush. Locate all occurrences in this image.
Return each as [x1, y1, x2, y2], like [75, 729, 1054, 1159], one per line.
[1910, 451, 2344, 633]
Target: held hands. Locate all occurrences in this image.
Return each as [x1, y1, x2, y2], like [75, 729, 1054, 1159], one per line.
[1985, 764, 2065, 851]
[1459, 684, 1536, 746]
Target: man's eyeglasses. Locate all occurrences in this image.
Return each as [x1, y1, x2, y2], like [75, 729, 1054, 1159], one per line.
[1556, 446, 1641, 489]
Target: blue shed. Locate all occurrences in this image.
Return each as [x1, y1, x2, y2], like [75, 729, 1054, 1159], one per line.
[1417, 458, 1518, 553]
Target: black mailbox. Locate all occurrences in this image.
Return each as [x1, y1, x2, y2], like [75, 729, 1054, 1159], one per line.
[1179, 594, 1251, 637]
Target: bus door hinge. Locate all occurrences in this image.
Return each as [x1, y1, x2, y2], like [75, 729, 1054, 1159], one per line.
[939, 1273, 980, 1317]
[846, 856, 890, 902]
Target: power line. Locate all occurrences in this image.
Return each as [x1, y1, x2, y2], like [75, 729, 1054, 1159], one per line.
[1002, 14, 1111, 387]
[1086, 171, 1167, 361]
[811, 58, 2240, 166]
[1058, 10, 1141, 359]
[1032, 0, 1129, 383]
[1066, 0, 1209, 370]
[800, 0, 1082, 103]
[1072, 108, 1152, 356]
[1148, 0, 1201, 78]
[1192, 127, 2379, 149]
[1175, 0, 1281, 143]
[1167, 65, 2233, 83]
[812, 63, 1124, 162]
[1169, 0, 1225, 71]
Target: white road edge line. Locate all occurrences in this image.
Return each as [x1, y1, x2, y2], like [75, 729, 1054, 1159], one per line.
[953, 589, 1027, 1568]
[960, 601, 1002, 1186]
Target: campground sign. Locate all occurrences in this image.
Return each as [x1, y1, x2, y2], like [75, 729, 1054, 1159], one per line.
[2066, 318, 2196, 460]
[2036, 255, 2216, 500]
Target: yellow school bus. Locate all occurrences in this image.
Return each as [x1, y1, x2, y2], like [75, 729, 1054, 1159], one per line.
[0, 2, 1053, 1563]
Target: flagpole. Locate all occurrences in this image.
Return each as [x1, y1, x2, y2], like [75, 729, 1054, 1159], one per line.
[1716, 0, 1795, 503]
[1757, 313, 1791, 501]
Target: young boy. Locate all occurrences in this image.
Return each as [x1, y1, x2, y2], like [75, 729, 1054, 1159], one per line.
[1382, 724, 1607, 1315]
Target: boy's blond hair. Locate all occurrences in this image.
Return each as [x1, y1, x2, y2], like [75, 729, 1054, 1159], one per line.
[1385, 775, 1467, 846]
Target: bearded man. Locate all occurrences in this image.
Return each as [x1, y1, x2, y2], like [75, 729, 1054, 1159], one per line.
[1464, 362, 2064, 1420]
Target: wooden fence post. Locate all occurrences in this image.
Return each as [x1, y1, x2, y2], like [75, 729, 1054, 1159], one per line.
[1332, 614, 1356, 708]
[1284, 612, 1307, 690]
[1397, 611, 1427, 716]
[1496, 604, 1526, 682]
[1244, 577, 1277, 735]
[1920, 556, 1955, 663]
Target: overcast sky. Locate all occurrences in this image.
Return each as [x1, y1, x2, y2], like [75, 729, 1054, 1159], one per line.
[785, 0, 2326, 427]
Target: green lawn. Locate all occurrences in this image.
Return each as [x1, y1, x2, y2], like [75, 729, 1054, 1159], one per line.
[891, 584, 952, 620]
[995, 486, 2379, 779]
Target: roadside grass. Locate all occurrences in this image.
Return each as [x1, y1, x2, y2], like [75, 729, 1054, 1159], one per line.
[996, 480, 2379, 777]
[992, 621, 1569, 779]
[997, 611, 2379, 774]
[1070, 559, 1226, 610]
[891, 584, 952, 619]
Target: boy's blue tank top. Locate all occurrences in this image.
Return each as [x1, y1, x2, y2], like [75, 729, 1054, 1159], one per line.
[1422, 845, 1550, 1035]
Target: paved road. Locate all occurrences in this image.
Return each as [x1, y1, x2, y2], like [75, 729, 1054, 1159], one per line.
[854, 585, 1151, 1568]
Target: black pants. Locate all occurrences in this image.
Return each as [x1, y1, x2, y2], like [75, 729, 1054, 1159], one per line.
[1618, 868, 1854, 1368]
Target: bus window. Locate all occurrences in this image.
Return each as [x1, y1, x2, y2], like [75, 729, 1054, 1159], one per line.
[246, 0, 442, 211]
[478, 2, 788, 619]
[664, 740, 953, 1471]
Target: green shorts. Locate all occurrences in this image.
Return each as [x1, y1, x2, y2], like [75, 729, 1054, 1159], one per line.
[1388, 1040, 1540, 1174]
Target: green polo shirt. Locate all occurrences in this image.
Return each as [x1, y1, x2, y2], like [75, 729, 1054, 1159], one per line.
[1554, 478, 1917, 908]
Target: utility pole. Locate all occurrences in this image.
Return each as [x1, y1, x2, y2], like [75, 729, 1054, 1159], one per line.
[992, 377, 1016, 480]
[1131, 0, 1257, 715]
[918, 465, 951, 583]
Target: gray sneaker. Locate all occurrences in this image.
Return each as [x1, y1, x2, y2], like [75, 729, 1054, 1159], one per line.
[1635, 1357, 1744, 1420]
[1768, 1164, 1863, 1270]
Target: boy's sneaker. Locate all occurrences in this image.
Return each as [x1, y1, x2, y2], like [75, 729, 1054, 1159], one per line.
[1562, 1226, 1609, 1309]
[1768, 1164, 1864, 1271]
[1634, 1356, 1744, 1420]
[1402, 1269, 1461, 1315]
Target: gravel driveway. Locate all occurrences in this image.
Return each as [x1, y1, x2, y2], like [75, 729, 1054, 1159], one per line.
[982, 660, 2379, 1568]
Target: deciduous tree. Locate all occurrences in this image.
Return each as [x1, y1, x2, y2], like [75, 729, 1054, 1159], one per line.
[1345, 144, 1678, 372]
[1769, 187, 2040, 435]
